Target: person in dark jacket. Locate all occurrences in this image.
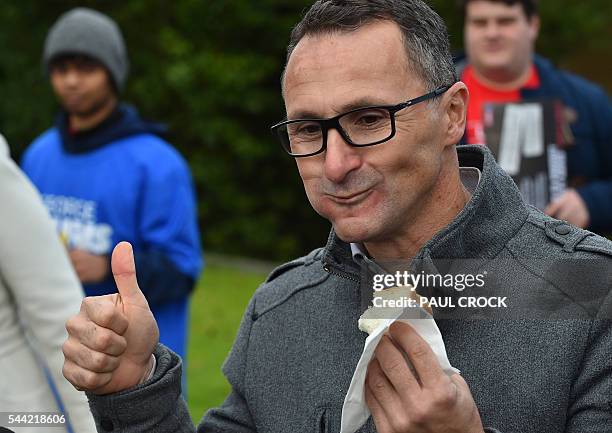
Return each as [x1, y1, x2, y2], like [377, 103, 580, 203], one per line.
[60, 2, 612, 433]
[456, 0, 612, 233]
[21, 8, 202, 362]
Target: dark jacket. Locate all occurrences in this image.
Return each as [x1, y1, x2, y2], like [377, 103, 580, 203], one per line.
[86, 145, 612, 433]
[456, 54, 612, 232]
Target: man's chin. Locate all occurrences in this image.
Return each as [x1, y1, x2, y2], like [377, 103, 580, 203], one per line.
[60, 100, 97, 117]
[62, 105, 89, 116]
[331, 218, 376, 244]
[479, 57, 514, 75]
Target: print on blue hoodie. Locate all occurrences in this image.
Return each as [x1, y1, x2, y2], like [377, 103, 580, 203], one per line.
[22, 104, 203, 359]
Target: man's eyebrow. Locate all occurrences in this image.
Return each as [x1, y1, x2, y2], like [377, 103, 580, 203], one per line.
[340, 97, 395, 112]
[288, 97, 395, 120]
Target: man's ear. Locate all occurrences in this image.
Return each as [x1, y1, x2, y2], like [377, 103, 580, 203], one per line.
[529, 14, 540, 42]
[441, 81, 469, 146]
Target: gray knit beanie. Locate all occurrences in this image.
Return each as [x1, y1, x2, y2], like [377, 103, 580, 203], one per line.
[44, 8, 129, 91]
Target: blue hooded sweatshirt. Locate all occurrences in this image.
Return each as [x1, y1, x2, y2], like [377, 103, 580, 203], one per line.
[22, 104, 203, 358]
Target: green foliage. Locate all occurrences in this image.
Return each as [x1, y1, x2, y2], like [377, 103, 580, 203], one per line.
[0, 0, 609, 261]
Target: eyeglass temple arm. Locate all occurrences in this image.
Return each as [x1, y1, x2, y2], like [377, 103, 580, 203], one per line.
[395, 84, 453, 110]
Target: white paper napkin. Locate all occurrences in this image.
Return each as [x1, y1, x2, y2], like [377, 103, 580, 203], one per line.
[340, 306, 459, 433]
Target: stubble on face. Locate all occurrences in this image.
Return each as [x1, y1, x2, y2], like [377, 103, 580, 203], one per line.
[283, 21, 448, 247]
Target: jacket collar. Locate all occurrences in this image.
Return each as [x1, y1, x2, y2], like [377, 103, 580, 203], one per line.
[322, 145, 529, 274]
[520, 55, 560, 100]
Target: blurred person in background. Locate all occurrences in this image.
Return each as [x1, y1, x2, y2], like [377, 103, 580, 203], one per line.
[21, 8, 202, 364]
[0, 133, 96, 432]
[456, 0, 612, 232]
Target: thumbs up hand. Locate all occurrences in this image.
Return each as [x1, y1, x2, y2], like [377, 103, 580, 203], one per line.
[62, 242, 159, 395]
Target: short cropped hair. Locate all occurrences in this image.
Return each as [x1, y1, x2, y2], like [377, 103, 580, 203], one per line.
[284, 0, 457, 92]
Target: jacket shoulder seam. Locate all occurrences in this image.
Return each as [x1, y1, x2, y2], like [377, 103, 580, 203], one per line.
[264, 248, 325, 283]
[255, 259, 330, 319]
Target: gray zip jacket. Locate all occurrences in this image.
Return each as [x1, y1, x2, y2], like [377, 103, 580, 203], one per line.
[87, 145, 612, 433]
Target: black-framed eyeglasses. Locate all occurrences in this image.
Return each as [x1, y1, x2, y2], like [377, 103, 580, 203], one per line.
[271, 84, 452, 157]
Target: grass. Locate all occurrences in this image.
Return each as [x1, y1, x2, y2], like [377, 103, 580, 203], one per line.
[186, 263, 267, 422]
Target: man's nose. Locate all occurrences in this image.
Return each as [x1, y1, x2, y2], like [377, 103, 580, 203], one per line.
[484, 21, 501, 38]
[63, 68, 80, 87]
[323, 128, 362, 184]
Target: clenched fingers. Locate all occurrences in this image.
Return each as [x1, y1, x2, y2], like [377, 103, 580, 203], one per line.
[62, 338, 121, 373]
[66, 314, 127, 356]
[63, 358, 113, 392]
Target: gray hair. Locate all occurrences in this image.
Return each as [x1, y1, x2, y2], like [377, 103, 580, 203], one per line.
[284, 0, 457, 92]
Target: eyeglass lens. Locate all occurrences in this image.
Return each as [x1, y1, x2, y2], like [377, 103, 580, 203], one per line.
[278, 107, 393, 156]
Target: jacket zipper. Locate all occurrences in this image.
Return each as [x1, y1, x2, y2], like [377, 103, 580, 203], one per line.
[322, 261, 359, 282]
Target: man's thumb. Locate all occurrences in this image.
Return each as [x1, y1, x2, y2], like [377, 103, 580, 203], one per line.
[111, 242, 145, 301]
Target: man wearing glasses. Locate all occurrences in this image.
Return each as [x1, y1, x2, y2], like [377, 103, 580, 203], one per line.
[61, 1, 612, 432]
